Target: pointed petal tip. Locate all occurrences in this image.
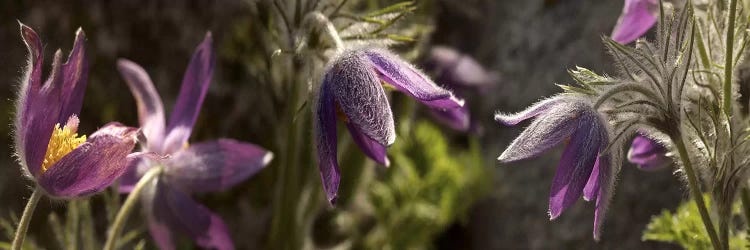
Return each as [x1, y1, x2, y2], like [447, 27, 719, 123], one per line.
[383, 157, 391, 167]
[548, 208, 561, 221]
[497, 150, 514, 163]
[328, 194, 338, 206]
[201, 31, 213, 46]
[262, 151, 274, 166]
[75, 27, 85, 38]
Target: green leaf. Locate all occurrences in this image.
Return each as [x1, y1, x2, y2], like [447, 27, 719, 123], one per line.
[643, 196, 748, 249]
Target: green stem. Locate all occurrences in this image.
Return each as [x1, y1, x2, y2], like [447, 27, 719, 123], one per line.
[103, 166, 162, 250]
[673, 137, 723, 250]
[270, 47, 304, 250]
[724, 0, 738, 117]
[11, 186, 43, 250]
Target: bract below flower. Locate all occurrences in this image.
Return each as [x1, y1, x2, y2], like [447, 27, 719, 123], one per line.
[116, 33, 272, 250]
[15, 24, 138, 198]
[315, 47, 465, 204]
[496, 96, 618, 240]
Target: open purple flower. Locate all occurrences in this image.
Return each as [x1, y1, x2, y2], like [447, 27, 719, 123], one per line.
[15, 24, 138, 198]
[628, 133, 670, 170]
[496, 96, 616, 240]
[611, 0, 658, 44]
[116, 33, 273, 250]
[315, 47, 465, 204]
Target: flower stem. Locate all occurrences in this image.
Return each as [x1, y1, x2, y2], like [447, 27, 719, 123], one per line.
[673, 137, 722, 250]
[103, 166, 162, 250]
[723, 0, 737, 117]
[11, 186, 43, 250]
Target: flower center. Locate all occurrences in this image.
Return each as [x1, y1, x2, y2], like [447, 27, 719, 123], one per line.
[41, 116, 87, 173]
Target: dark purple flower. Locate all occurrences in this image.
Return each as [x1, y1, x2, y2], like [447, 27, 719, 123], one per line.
[496, 96, 616, 240]
[315, 47, 465, 204]
[628, 133, 670, 170]
[15, 24, 138, 198]
[117, 33, 273, 250]
[611, 0, 658, 44]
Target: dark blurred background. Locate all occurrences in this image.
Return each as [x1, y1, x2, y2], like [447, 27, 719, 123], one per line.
[0, 0, 684, 249]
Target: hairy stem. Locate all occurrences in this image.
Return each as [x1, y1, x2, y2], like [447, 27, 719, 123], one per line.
[11, 186, 43, 250]
[103, 166, 162, 250]
[724, 0, 737, 117]
[673, 137, 723, 250]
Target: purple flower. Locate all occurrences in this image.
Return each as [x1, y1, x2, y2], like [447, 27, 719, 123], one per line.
[496, 96, 616, 240]
[15, 24, 138, 198]
[116, 33, 273, 250]
[315, 47, 465, 204]
[611, 0, 658, 44]
[628, 133, 670, 170]
[423, 46, 498, 92]
[423, 46, 499, 132]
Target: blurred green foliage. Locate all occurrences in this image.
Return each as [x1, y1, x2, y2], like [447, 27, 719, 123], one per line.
[643, 195, 748, 249]
[360, 121, 488, 249]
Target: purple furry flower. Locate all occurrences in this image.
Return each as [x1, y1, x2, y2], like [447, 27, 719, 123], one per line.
[496, 96, 616, 240]
[116, 33, 273, 250]
[315, 47, 465, 204]
[15, 23, 138, 198]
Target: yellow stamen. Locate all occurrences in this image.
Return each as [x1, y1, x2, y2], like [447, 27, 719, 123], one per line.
[41, 117, 87, 173]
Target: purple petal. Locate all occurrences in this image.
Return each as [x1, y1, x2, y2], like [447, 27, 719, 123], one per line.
[611, 0, 658, 44]
[58, 28, 89, 125]
[627, 134, 670, 170]
[364, 48, 464, 110]
[495, 97, 563, 126]
[17, 24, 66, 177]
[549, 117, 602, 220]
[148, 219, 176, 250]
[37, 123, 138, 198]
[164, 139, 272, 193]
[118, 156, 144, 193]
[329, 49, 396, 147]
[497, 98, 581, 163]
[345, 122, 390, 166]
[146, 179, 234, 250]
[163, 32, 215, 154]
[314, 80, 341, 204]
[119, 152, 165, 193]
[429, 105, 471, 132]
[117, 59, 166, 153]
[582, 155, 604, 202]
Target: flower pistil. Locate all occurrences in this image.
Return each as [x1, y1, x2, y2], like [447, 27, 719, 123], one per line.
[41, 116, 86, 173]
